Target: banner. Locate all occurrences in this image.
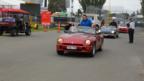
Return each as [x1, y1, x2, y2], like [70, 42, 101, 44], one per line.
[41, 11, 51, 26]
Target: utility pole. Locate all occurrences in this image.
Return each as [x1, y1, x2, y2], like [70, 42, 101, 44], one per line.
[107, 0, 112, 24]
[71, 0, 74, 16]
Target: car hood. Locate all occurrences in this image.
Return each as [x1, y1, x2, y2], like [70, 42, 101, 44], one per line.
[60, 33, 93, 44]
[118, 26, 128, 29]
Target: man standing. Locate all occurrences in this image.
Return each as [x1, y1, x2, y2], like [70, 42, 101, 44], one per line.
[128, 18, 135, 43]
[79, 15, 92, 27]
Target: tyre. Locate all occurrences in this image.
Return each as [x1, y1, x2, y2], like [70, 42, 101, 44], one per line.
[0, 31, 3, 36]
[116, 34, 119, 38]
[98, 40, 104, 51]
[10, 29, 17, 36]
[98, 45, 103, 51]
[89, 45, 96, 57]
[57, 51, 64, 55]
[113, 34, 117, 39]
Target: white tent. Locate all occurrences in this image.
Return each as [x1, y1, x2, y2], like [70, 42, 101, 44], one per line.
[0, 0, 25, 8]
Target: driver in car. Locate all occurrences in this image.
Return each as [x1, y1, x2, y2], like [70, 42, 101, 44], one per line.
[79, 15, 93, 27]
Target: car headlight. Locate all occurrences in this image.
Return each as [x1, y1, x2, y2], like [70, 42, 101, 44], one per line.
[85, 40, 91, 45]
[98, 30, 101, 33]
[57, 38, 63, 44]
[111, 31, 115, 33]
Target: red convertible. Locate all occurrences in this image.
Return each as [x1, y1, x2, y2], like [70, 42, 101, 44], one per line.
[118, 24, 128, 33]
[56, 26, 104, 57]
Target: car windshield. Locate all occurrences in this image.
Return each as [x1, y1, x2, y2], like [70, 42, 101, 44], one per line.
[69, 26, 96, 34]
[101, 26, 116, 29]
[119, 24, 127, 27]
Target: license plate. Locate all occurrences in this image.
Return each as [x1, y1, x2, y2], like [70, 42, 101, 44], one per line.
[104, 34, 109, 36]
[67, 45, 77, 50]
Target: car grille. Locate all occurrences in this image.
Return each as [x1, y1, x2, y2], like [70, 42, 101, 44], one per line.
[63, 43, 83, 46]
[102, 32, 111, 34]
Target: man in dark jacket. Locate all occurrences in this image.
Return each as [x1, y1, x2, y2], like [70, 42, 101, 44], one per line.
[109, 19, 118, 28]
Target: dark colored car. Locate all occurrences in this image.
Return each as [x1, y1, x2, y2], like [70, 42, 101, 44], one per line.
[56, 26, 104, 57]
[101, 26, 119, 38]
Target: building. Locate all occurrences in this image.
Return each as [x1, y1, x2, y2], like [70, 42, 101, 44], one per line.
[22, 0, 48, 7]
[22, 0, 42, 3]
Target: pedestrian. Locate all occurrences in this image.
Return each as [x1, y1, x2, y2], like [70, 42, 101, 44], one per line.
[79, 15, 92, 27]
[128, 18, 135, 43]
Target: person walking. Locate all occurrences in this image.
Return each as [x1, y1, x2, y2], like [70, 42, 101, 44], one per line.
[128, 18, 135, 43]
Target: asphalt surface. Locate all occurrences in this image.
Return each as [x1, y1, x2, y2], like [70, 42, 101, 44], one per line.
[0, 28, 144, 81]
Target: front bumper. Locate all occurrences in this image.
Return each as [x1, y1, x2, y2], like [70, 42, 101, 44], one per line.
[103, 33, 115, 37]
[119, 29, 128, 33]
[57, 44, 92, 54]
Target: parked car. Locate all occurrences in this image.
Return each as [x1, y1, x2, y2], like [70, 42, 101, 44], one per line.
[56, 26, 104, 57]
[101, 26, 119, 38]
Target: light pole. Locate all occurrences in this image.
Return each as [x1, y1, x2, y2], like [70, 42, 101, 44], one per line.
[71, 0, 74, 16]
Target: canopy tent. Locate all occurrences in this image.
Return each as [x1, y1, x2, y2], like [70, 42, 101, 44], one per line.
[0, 8, 30, 14]
[0, 0, 25, 8]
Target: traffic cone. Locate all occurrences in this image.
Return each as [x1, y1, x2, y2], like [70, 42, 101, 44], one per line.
[58, 22, 61, 33]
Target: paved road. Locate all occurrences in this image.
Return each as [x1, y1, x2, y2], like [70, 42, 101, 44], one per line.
[0, 29, 144, 81]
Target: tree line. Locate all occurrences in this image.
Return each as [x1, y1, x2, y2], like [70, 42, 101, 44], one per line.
[48, 0, 106, 13]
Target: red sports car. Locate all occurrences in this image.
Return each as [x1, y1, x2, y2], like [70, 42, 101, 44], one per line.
[56, 26, 104, 57]
[118, 25, 128, 33]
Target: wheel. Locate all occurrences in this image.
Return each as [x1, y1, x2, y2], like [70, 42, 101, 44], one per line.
[0, 31, 3, 36]
[116, 34, 119, 38]
[113, 34, 117, 39]
[89, 45, 96, 57]
[57, 51, 64, 55]
[98, 39, 104, 51]
[10, 29, 17, 36]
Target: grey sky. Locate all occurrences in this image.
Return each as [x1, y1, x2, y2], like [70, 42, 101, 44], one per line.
[73, 0, 141, 13]
[103, 0, 141, 12]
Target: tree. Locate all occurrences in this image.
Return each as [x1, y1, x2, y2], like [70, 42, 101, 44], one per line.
[79, 0, 106, 13]
[48, 0, 66, 13]
[77, 9, 82, 16]
[141, 0, 144, 17]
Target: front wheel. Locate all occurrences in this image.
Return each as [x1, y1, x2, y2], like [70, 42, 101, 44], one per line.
[57, 51, 64, 55]
[113, 34, 117, 39]
[89, 45, 96, 57]
[10, 29, 17, 36]
[116, 34, 119, 38]
[0, 31, 3, 36]
[98, 43, 103, 51]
